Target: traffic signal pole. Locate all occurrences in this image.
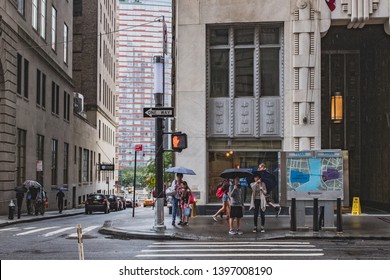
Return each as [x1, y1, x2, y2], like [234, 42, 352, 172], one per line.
[153, 55, 166, 232]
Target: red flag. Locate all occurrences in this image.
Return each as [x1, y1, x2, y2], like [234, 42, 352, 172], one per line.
[325, 0, 336, 11]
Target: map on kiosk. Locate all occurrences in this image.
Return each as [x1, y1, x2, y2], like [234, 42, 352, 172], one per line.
[285, 150, 343, 200]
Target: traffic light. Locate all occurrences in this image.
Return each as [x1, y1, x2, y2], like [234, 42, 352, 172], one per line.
[171, 133, 187, 152]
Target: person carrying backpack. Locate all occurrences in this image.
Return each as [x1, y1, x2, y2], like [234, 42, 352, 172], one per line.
[212, 180, 230, 221]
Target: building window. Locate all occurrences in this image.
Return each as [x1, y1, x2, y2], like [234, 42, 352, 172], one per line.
[17, 0, 25, 16]
[78, 147, 82, 182]
[32, 0, 38, 30]
[63, 23, 68, 64]
[40, 0, 46, 39]
[74, 0, 82, 16]
[51, 82, 59, 114]
[16, 129, 27, 186]
[63, 91, 70, 121]
[51, 139, 58, 185]
[36, 134, 44, 184]
[208, 25, 281, 98]
[63, 142, 69, 184]
[17, 54, 22, 95]
[51, 6, 57, 51]
[82, 149, 89, 182]
[36, 69, 46, 108]
[24, 58, 29, 98]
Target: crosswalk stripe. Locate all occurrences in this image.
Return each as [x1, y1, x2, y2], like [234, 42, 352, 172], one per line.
[0, 227, 19, 232]
[15, 226, 59, 236]
[151, 241, 312, 245]
[136, 241, 324, 258]
[142, 248, 323, 253]
[149, 244, 316, 248]
[67, 225, 99, 237]
[42, 227, 75, 237]
[136, 253, 324, 258]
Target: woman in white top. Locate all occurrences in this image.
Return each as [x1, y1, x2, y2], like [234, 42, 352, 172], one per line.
[249, 174, 267, 233]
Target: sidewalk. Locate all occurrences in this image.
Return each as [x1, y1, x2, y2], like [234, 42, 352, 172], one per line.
[1, 207, 390, 241]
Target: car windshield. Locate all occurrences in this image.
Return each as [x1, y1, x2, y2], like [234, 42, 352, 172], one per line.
[90, 195, 104, 200]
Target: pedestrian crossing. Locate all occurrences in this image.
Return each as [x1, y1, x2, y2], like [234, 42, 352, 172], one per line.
[0, 224, 100, 238]
[136, 241, 324, 259]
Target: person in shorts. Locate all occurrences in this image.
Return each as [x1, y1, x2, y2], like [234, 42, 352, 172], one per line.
[228, 177, 244, 235]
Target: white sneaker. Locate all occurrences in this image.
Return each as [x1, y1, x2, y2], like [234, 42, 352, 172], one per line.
[229, 229, 237, 235]
[260, 226, 265, 233]
[276, 206, 282, 218]
[236, 229, 244, 235]
[212, 216, 218, 222]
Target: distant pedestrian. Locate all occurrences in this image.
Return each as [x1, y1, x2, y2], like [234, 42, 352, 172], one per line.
[26, 190, 32, 215]
[228, 177, 244, 235]
[249, 174, 267, 233]
[16, 192, 24, 219]
[56, 189, 65, 213]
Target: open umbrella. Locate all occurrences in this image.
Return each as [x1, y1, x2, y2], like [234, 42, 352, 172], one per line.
[23, 180, 42, 189]
[165, 166, 196, 175]
[253, 170, 277, 192]
[14, 185, 28, 193]
[220, 168, 253, 179]
[56, 185, 69, 191]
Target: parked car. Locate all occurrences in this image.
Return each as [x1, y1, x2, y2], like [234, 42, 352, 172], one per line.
[107, 194, 121, 211]
[126, 195, 139, 208]
[85, 194, 110, 214]
[118, 196, 126, 210]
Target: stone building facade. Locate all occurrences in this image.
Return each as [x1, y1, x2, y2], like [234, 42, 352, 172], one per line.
[174, 0, 390, 211]
[0, 0, 116, 214]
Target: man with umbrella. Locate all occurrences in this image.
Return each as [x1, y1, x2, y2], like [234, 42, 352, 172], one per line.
[257, 163, 281, 217]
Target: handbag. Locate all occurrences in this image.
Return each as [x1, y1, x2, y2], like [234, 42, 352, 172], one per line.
[189, 192, 195, 204]
[184, 207, 191, 217]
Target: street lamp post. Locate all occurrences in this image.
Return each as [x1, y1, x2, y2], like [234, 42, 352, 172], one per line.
[153, 55, 166, 232]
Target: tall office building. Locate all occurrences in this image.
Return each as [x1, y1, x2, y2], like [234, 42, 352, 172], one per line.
[73, 0, 117, 194]
[116, 0, 172, 168]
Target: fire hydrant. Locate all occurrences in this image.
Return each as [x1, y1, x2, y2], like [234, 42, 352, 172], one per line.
[8, 200, 15, 220]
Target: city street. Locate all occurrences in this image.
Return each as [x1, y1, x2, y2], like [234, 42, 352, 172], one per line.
[1, 207, 389, 260]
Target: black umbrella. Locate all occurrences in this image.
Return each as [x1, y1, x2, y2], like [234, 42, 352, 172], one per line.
[253, 170, 277, 192]
[14, 185, 28, 193]
[220, 168, 253, 179]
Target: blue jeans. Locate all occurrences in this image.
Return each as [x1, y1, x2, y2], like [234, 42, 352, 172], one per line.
[171, 196, 181, 223]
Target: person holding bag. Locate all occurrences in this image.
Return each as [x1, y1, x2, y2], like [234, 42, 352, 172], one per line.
[166, 173, 183, 226]
[249, 174, 267, 233]
[178, 181, 192, 226]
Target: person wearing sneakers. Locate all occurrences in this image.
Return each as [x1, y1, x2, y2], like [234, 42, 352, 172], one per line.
[249, 174, 267, 233]
[212, 182, 230, 221]
[228, 177, 244, 235]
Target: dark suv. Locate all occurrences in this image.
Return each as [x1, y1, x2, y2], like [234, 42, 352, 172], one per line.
[85, 194, 110, 214]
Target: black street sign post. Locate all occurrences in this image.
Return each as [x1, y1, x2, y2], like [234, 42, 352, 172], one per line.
[143, 107, 174, 118]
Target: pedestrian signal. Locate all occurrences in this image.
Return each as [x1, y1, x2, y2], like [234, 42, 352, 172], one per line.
[171, 133, 187, 152]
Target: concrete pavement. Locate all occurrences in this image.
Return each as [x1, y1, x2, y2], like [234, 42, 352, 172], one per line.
[2, 206, 390, 241]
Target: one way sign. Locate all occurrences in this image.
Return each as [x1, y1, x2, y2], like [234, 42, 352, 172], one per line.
[143, 107, 174, 118]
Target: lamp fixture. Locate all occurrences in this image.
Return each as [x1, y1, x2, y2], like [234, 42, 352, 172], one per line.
[331, 91, 343, 123]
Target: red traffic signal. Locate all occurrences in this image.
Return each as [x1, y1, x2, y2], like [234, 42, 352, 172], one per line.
[171, 133, 187, 152]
